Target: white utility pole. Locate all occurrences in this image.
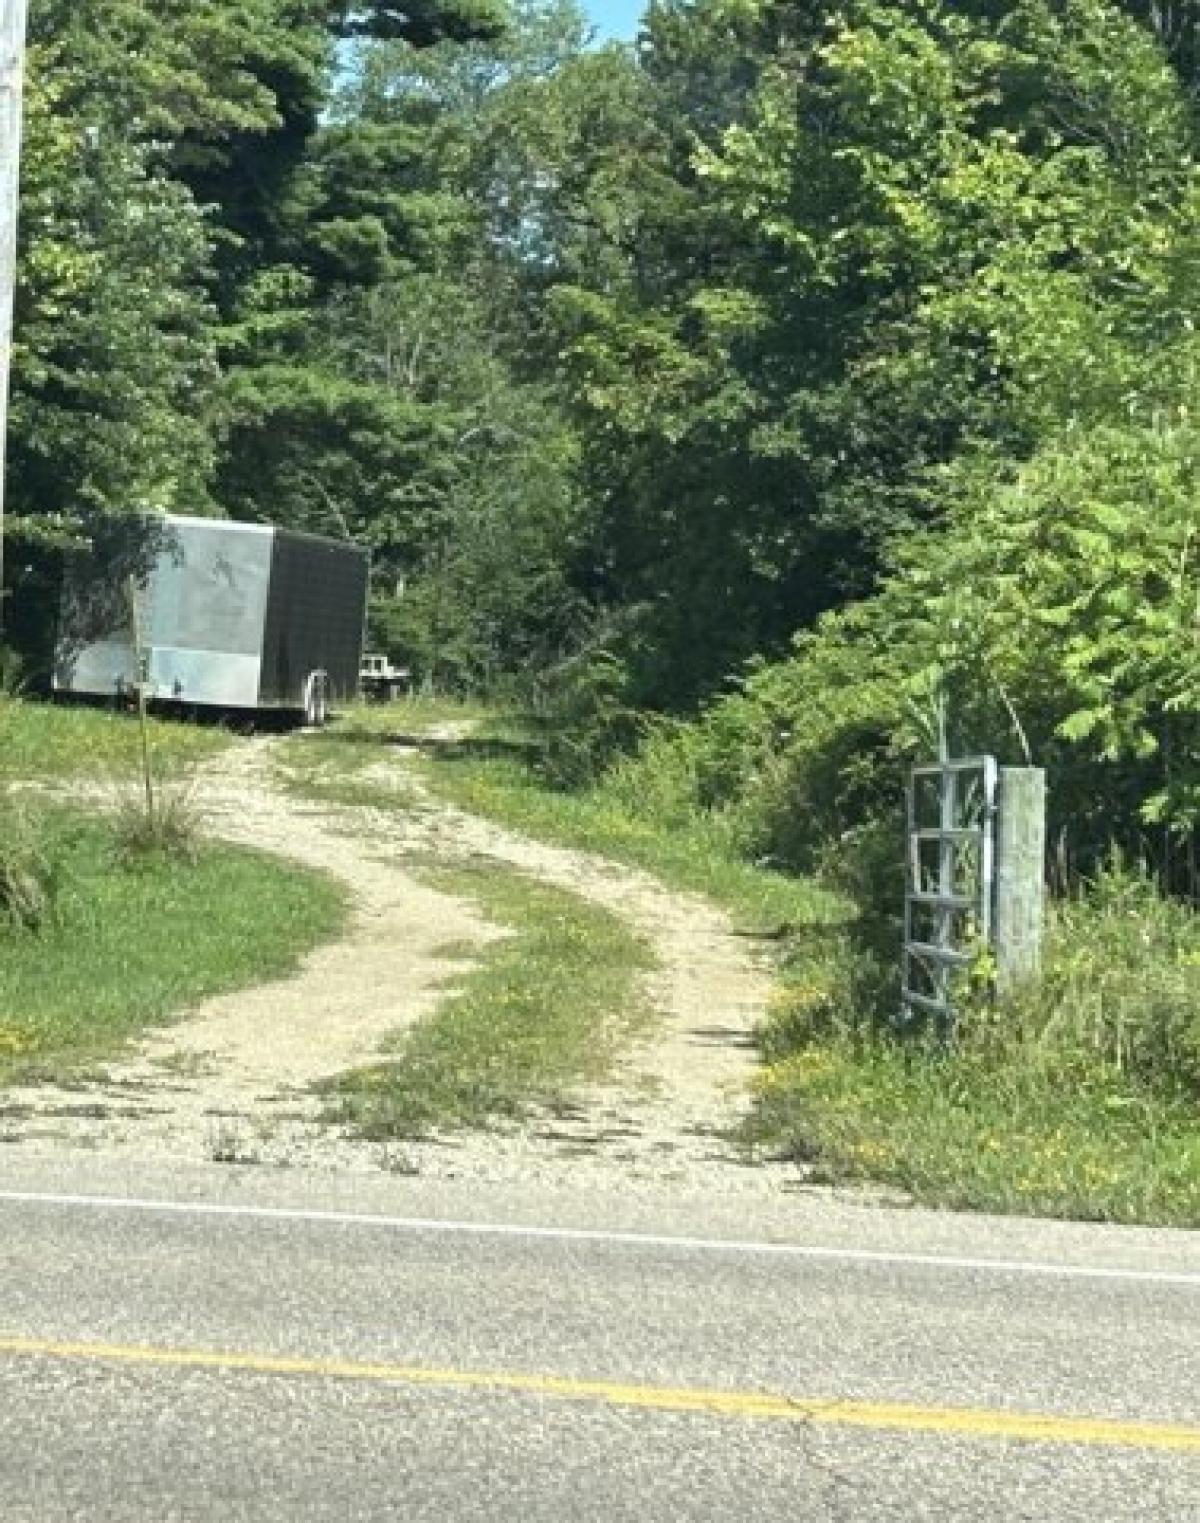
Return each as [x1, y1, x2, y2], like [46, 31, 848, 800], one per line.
[0, 0, 28, 634]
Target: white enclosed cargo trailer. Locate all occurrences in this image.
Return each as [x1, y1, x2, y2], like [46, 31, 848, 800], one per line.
[52, 514, 370, 724]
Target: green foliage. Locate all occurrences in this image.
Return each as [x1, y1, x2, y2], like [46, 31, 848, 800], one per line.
[527, 647, 647, 787]
[211, 6, 594, 689]
[6, 0, 517, 672]
[12, 25, 219, 540]
[517, 0, 1200, 711]
[962, 863, 1200, 1099]
[584, 415, 1199, 892]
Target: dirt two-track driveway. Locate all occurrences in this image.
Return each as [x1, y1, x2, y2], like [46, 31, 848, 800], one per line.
[3, 736, 787, 1190]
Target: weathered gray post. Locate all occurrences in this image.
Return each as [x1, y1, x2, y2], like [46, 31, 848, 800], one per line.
[993, 768, 1046, 992]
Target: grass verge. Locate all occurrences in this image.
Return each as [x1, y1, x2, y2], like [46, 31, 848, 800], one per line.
[748, 867, 1200, 1226]
[747, 1038, 1200, 1225]
[0, 805, 346, 1081]
[331, 856, 655, 1137]
[0, 695, 228, 785]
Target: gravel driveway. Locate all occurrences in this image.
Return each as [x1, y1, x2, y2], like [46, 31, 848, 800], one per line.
[3, 738, 802, 1196]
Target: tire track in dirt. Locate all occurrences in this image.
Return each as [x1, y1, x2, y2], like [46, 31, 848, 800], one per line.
[3, 738, 794, 1192]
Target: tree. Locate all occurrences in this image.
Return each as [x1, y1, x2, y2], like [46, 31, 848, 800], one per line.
[4, 0, 508, 675]
[213, 1, 590, 686]
[538, 0, 1200, 708]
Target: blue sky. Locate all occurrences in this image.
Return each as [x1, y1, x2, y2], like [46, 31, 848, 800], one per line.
[584, 1, 644, 41]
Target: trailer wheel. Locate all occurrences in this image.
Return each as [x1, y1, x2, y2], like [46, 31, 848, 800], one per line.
[303, 672, 329, 729]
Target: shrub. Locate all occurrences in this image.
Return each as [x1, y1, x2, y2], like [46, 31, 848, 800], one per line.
[114, 785, 204, 866]
[577, 422, 1200, 901]
[961, 862, 1200, 1099]
[528, 648, 646, 789]
[0, 803, 59, 932]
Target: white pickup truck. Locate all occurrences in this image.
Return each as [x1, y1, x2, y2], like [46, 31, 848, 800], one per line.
[359, 653, 411, 703]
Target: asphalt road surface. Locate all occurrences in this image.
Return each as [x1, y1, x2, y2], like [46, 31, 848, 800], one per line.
[0, 1155, 1196, 1522]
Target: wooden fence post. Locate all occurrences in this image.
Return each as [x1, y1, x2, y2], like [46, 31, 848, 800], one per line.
[994, 768, 1046, 992]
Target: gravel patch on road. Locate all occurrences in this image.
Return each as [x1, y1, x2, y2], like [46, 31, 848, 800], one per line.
[2, 737, 805, 1196]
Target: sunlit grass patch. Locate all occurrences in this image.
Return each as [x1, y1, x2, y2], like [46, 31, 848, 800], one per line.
[0, 805, 346, 1082]
[418, 746, 846, 938]
[0, 695, 227, 785]
[746, 1034, 1200, 1225]
[749, 868, 1200, 1226]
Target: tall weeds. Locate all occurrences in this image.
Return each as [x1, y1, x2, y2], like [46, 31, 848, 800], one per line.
[0, 802, 58, 932]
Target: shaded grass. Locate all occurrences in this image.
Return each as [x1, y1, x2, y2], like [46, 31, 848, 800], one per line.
[332, 857, 655, 1137]
[0, 806, 346, 1081]
[0, 695, 227, 785]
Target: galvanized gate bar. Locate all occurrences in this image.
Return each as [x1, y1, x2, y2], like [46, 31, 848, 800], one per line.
[903, 755, 998, 1027]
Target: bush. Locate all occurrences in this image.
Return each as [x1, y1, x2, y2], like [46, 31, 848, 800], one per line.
[0, 803, 59, 933]
[570, 422, 1200, 901]
[0, 646, 24, 696]
[961, 862, 1200, 1099]
[114, 785, 204, 866]
[528, 648, 646, 790]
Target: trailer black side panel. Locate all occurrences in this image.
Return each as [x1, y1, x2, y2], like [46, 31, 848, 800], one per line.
[259, 532, 369, 708]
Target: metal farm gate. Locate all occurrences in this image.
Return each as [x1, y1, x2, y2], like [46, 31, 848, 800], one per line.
[903, 756, 998, 1026]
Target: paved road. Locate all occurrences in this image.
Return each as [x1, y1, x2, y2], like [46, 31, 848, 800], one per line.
[0, 1156, 1196, 1521]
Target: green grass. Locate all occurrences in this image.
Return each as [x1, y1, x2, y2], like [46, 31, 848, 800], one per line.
[747, 1038, 1200, 1226]
[276, 731, 418, 811]
[0, 805, 346, 1081]
[332, 857, 655, 1137]
[421, 751, 845, 934]
[276, 697, 489, 809]
[749, 867, 1200, 1226]
[0, 695, 228, 785]
[330, 696, 494, 738]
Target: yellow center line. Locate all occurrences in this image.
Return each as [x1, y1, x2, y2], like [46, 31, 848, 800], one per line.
[1, 1335, 1196, 1453]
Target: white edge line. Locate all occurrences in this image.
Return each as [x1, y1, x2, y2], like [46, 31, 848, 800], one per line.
[0, 1189, 1196, 1287]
